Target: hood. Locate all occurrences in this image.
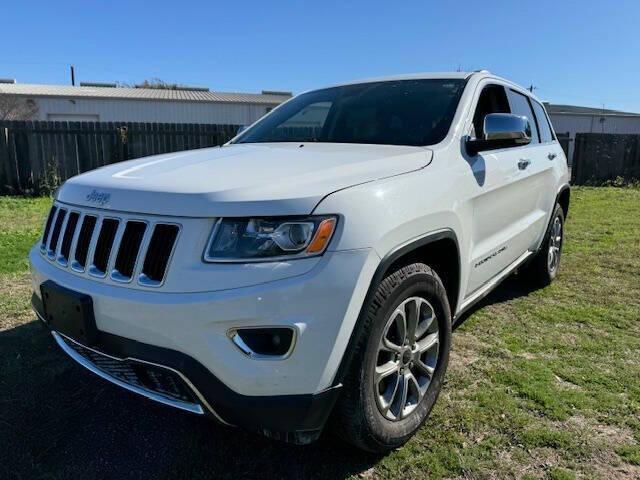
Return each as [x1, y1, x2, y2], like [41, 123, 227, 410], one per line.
[57, 143, 432, 217]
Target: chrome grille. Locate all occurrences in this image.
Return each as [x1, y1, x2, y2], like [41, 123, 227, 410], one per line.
[47, 208, 67, 258]
[90, 218, 119, 276]
[59, 211, 79, 265]
[41, 203, 179, 287]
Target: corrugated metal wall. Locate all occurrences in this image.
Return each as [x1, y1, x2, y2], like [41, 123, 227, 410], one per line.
[31, 97, 276, 125]
[549, 113, 640, 163]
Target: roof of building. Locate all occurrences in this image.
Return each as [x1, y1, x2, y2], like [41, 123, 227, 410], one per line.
[545, 103, 640, 116]
[0, 82, 292, 105]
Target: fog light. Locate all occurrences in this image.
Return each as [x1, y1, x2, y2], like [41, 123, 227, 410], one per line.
[228, 327, 295, 359]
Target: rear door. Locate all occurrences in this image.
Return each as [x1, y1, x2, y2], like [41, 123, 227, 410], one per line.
[530, 99, 566, 246]
[505, 89, 557, 251]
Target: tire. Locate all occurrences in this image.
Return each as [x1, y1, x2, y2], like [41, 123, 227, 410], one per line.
[332, 263, 452, 453]
[524, 203, 565, 287]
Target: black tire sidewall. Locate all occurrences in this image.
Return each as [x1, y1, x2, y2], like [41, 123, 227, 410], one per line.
[359, 265, 452, 449]
[546, 204, 565, 280]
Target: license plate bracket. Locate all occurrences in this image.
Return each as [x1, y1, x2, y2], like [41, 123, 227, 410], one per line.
[40, 280, 98, 345]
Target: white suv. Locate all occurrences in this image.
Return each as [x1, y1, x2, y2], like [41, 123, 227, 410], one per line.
[29, 71, 570, 452]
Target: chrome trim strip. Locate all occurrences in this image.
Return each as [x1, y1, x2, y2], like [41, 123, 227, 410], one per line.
[88, 217, 121, 279]
[45, 208, 63, 259]
[54, 210, 71, 265]
[110, 220, 149, 284]
[85, 216, 104, 277]
[68, 212, 86, 272]
[52, 331, 203, 414]
[51, 330, 234, 422]
[137, 222, 182, 288]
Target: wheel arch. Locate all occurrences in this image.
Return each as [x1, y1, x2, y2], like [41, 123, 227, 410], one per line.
[331, 229, 461, 387]
[557, 184, 570, 219]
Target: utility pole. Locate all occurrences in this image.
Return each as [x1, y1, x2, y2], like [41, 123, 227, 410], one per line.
[70, 65, 75, 86]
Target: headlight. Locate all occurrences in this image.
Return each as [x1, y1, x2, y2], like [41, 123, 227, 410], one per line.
[204, 216, 337, 262]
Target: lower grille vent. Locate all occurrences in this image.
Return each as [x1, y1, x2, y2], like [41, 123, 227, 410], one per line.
[61, 335, 199, 405]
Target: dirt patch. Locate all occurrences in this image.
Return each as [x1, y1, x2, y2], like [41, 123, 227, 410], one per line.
[449, 333, 481, 375]
[0, 273, 33, 331]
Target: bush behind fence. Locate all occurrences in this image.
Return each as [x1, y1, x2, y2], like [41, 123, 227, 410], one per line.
[0, 120, 240, 195]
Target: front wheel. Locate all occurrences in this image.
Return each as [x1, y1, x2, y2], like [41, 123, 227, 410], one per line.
[332, 263, 452, 453]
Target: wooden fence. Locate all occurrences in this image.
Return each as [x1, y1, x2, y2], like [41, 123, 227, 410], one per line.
[571, 133, 640, 185]
[0, 121, 240, 195]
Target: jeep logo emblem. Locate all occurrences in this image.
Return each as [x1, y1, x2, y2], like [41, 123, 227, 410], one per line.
[85, 190, 111, 206]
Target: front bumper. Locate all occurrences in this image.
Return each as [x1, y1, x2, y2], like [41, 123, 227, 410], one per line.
[30, 245, 379, 442]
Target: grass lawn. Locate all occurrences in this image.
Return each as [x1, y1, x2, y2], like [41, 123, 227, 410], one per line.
[0, 188, 638, 479]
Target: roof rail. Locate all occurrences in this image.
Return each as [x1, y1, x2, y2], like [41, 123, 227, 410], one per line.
[465, 69, 491, 79]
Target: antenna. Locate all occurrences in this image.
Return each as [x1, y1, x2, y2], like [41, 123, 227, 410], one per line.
[70, 65, 75, 86]
[528, 84, 537, 93]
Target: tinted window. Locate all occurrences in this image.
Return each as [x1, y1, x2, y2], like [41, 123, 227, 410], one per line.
[472, 84, 510, 139]
[235, 79, 467, 147]
[531, 101, 555, 142]
[507, 89, 539, 143]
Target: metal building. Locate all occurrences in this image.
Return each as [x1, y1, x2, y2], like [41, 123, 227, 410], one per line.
[546, 104, 640, 162]
[0, 81, 292, 125]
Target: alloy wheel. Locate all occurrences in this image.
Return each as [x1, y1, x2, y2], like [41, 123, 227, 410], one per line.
[374, 296, 439, 421]
[548, 215, 563, 274]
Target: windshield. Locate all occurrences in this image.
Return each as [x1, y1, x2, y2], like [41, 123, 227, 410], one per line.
[234, 79, 467, 147]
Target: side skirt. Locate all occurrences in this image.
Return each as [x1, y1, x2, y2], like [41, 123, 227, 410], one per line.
[454, 250, 533, 321]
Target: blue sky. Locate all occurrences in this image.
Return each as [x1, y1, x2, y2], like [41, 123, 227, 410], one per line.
[4, 0, 640, 112]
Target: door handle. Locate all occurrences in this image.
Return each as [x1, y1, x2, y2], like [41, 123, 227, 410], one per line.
[548, 153, 557, 160]
[518, 158, 531, 170]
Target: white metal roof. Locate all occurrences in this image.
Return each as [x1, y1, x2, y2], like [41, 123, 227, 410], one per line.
[0, 83, 292, 105]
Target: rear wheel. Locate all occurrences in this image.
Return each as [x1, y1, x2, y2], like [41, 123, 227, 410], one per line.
[524, 203, 565, 286]
[332, 263, 451, 453]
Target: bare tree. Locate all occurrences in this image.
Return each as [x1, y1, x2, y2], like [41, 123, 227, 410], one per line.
[0, 89, 39, 120]
[116, 78, 192, 90]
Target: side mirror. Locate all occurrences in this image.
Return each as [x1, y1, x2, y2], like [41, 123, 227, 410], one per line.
[466, 113, 531, 156]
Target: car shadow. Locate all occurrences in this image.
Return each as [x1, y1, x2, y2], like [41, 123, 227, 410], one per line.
[0, 274, 536, 480]
[0, 319, 380, 480]
[452, 273, 538, 330]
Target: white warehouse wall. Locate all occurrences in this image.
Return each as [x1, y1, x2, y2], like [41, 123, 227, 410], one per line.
[30, 97, 275, 125]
